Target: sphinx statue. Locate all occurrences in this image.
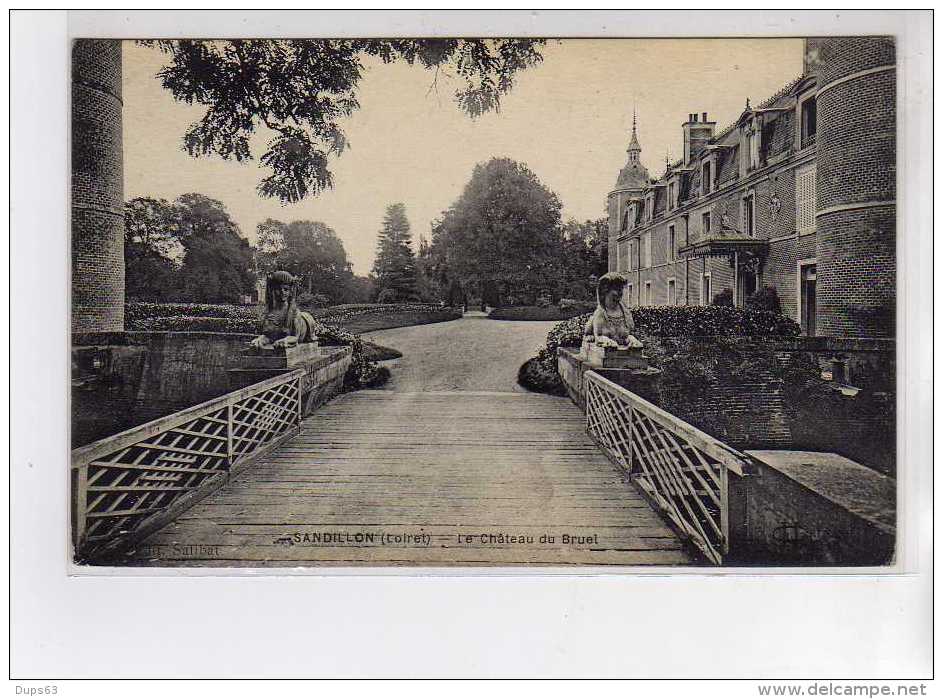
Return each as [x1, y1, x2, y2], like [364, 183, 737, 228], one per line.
[584, 272, 643, 349]
[249, 271, 319, 349]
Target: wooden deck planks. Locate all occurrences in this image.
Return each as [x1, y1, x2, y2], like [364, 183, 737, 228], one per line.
[122, 390, 695, 567]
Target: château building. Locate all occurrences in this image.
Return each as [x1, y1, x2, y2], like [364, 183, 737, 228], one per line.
[607, 37, 896, 338]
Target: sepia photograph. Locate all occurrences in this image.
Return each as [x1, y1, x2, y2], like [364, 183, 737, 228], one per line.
[69, 34, 899, 569]
[10, 8, 934, 684]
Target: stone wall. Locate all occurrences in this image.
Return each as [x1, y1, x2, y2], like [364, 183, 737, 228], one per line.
[72, 332, 353, 447]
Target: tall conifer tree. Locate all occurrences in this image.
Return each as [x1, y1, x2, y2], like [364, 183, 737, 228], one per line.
[372, 203, 418, 301]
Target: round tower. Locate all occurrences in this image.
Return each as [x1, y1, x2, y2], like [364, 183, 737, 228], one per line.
[813, 37, 896, 337]
[72, 39, 124, 335]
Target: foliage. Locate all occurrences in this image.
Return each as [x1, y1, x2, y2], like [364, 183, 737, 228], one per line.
[430, 158, 563, 306]
[517, 353, 567, 396]
[126, 301, 256, 323]
[377, 288, 398, 304]
[372, 204, 418, 302]
[745, 285, 783, 315]
[124, 197, 183, 301]
[541, 306, 799, 356]
[256, 218, 354, 304]
[488, 305, 591, 321]
[297, 291, 332, 308]
[174, 193, 256, 303]
[140, 39, 545, 203]
[555, 218, 609, 301]
[712, 287, 734, 306]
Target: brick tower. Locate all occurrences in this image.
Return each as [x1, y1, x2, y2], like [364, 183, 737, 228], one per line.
[812, 37, 896, 337]
[72, 39, 124, 335]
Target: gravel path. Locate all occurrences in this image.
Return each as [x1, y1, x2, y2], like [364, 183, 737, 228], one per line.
[362, 315, 559, 393]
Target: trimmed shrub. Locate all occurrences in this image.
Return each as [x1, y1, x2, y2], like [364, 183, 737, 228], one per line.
[517, 351, 567, 396]
[377, 288, 397, 304]
[712, 288, 734, 306]
[297, 292, 332, 309]
[522, 305, 800, 396]
[489, 305, 590, 321]
[126, 301, 256, 324]
[746, 285, 783, 315]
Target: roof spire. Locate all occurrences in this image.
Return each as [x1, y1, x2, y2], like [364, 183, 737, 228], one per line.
[627, 106, 641, 161]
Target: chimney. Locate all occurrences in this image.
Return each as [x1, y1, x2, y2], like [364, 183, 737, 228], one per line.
[682, 112, 718, 166]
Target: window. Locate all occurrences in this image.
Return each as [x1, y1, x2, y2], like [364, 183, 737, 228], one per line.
[644, 281, 653, 306]
[701, 211, 711, 238]
[668, 181, 677, 209]
[745, 124, 761, 171]
[801, 96, 817, 148]
[702, 160, 712, 195]
[797, 259, 817, 335]
[796, 165, 817, 234]
[628, 204, 636, 231]
[626, 283, 634, 306]
[641, 232, 652, 268]
[667, 278, 677, 306]
[629, 239, 638, 271]
[701, 272, 712, 306]
[646, 194, 655, 222]
[667, 224, 676, 261]
[743, 193, 756, 237]
[617, 240, 628, 271]
[621, 208, 629, 232]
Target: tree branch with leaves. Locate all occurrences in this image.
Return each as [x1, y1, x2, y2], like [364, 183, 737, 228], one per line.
[140, 39, 546, 203]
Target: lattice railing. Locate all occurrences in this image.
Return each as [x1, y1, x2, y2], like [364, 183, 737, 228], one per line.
[71, 369, 303, 559]
[584, 371, 751, 564]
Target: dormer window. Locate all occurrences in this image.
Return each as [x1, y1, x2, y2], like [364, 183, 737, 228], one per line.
[701, 160, 712, 195]
[668, 181, 677, 209]
[748, 126, 761, 170]
[646, 193, 655, 222]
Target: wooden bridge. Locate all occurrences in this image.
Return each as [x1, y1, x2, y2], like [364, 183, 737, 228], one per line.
[99, 389, 694, 567]
[72, 341, 755, 567]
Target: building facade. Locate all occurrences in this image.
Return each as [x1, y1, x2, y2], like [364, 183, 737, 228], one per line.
[607, 37, 896, 338]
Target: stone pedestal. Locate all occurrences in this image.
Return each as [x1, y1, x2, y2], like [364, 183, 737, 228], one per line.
[558, 347, 662, 409]
[229, 344, 353, 417]
[581, 340, 650, 369]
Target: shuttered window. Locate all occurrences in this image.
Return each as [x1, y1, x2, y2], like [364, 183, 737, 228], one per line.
[796, 165, 817, 234]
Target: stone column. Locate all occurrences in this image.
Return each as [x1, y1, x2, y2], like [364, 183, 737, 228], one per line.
[813, 37, 896, 337]
[72, 39, 124, 336]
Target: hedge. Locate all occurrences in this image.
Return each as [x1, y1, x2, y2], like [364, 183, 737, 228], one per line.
[125, 302, 389, 390]
[544, 305, 799, 357]
[489, 303, 594, 321]
[526, 305, 801, 396]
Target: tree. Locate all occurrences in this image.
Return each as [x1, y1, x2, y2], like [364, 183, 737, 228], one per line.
[123, 197, 183, 300]
[431, 158, 563, 305]
[175, 193, 255, 303]
[557, 218, 610, 300]
[256, 218, 353, 302]
[372, 203, 418, 302]
[141, 39, 546, 203]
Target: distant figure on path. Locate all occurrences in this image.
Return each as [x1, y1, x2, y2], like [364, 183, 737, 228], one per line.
[585, 272, 642, 348]
[250, 271, 319, 348]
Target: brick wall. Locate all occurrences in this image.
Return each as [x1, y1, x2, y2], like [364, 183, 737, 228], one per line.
[72, 39, 125, 334]
[815, 37, 896, 337]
